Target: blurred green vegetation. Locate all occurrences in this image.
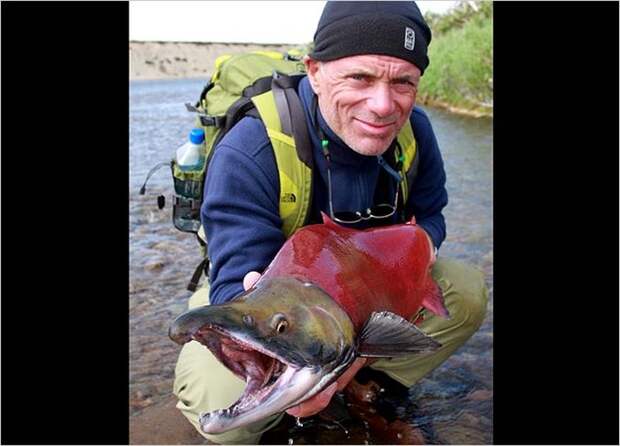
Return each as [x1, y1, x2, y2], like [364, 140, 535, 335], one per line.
[419, 1, 493, 116]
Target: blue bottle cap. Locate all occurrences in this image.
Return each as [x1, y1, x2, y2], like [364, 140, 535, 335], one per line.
[189, 128, 205, 144]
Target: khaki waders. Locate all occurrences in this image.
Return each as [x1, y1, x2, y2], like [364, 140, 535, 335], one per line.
[173, 256, 489, 444]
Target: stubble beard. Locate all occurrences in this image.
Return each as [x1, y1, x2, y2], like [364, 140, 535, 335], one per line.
[341, 130, 395, 156]
[322, 109, 396, 157]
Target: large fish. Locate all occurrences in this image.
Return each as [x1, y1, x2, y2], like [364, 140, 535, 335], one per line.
[169, 214, 449, 434]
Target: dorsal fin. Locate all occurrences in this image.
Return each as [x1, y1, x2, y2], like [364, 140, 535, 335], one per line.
[405, 215, 417, 225]
[356, 311, 441, 358]
[321, 212, 341, 229]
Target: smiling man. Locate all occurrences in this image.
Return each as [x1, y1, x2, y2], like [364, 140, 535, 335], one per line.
[173, 2, 488, 444]
[306, 54, 421, 156]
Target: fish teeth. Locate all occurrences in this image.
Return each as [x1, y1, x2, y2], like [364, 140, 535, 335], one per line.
[205, 408, 229, 418]
[217, 408, 232, 417]
[262, 360, 276, 386]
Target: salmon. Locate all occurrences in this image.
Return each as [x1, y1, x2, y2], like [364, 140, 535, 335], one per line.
[169, 214, 448, 434]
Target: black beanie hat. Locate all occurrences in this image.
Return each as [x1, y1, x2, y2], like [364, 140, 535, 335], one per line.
[311, 1, 432, 74]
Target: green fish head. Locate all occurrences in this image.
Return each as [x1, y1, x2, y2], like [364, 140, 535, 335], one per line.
[168, 276, 356, 434]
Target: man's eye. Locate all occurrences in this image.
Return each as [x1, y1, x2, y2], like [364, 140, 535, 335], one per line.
[393, 80, 418, 93]
[349, 74, 368, 81]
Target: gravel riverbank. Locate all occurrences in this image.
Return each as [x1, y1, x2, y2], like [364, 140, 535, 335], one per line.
[130, 41, 296, 81]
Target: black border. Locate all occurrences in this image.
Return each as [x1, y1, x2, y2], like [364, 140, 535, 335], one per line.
[2, 1, 618, 445]
[493, 2, 619, 445]
[1, 2, 129, 444]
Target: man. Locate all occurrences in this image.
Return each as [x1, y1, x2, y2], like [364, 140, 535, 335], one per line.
[173, 1, 488, 443]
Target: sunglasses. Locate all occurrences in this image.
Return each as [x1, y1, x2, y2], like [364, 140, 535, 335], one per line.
[325, 154, 401, 224]
[312, 96, 403, 225]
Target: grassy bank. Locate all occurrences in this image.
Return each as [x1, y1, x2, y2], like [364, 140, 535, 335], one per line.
[418, 2, 493, 117]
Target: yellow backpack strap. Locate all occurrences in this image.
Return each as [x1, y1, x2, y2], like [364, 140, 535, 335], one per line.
[251, 90, 313, 238]
[395, 120, 418, 204]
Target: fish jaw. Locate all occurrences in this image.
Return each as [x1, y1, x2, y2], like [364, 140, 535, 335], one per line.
[190, 325, 354, 435]
[199, 365, 321, 434]
[168, 277, 358, 435]
[199, 339, 357, 434]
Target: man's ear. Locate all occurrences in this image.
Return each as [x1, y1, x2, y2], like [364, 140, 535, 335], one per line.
[303, 56, 321, 95]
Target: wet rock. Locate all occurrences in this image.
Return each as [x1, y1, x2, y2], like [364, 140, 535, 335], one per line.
[346, 399, 426, 445]
[130, 397, 153, 412]
[344, 378, 382, 403]
[152, 240, 186, 253]
[389, 419, 426, 445]
[134, 225, 153, 235]
[145, 260, 166, 271]
[467, 389, 493, 401]
[458, 411, 481, 426]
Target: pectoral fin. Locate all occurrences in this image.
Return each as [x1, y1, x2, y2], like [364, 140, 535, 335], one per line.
[356, 311, 442, 358]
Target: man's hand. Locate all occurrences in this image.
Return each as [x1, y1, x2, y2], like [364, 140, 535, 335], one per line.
[242, 271, 369, 417]
[243, 271, 262, 290]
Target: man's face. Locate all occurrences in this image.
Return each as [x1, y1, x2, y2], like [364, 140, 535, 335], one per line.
[304, 54, 421, 156]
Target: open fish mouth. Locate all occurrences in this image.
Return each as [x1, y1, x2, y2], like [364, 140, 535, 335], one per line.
[190, 325, 316, 434]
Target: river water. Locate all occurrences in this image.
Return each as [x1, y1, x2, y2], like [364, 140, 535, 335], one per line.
[129, 78, 493, 444]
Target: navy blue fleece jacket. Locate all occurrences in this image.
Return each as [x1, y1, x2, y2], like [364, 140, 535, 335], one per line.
[202, 76, 448, 304]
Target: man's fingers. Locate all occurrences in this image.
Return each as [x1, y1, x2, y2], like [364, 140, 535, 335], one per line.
[243, 271, 262, 290]
[286, 381, 338, 418]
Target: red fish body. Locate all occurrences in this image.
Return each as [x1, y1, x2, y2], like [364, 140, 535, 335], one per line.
[169, 214, 447, 435]
[261, 214, 447, 330]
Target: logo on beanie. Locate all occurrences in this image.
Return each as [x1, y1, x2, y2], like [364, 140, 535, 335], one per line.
[404, 27, 415, 51]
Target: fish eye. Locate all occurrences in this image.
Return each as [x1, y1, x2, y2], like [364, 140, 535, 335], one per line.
[276, 320, 288, 334]
[270, 313, 288, 334]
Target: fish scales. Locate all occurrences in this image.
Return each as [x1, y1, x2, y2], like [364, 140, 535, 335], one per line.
[261, 216, 437, 330]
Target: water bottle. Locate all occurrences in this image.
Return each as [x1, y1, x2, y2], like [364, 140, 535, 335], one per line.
[176, 128, 206, 171]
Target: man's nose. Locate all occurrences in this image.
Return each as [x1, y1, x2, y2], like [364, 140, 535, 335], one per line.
[367, 83, 396, 117]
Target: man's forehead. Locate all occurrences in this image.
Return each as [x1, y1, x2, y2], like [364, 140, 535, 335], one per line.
[326, 54, 421, 76]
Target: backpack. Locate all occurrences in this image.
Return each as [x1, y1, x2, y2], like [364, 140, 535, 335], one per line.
[140, 49, 315, 291]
